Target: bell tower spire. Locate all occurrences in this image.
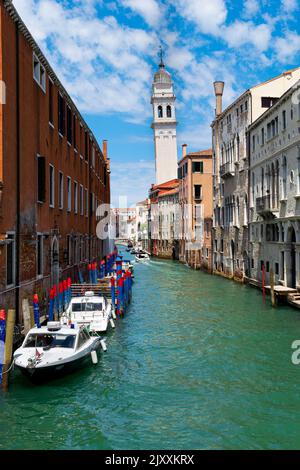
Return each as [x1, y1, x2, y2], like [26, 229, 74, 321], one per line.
[151, 55, 178, 185]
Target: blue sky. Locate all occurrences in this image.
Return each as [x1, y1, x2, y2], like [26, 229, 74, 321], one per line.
[13, 0, 300, 206]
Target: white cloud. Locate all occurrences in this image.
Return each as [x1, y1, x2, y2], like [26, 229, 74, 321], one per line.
[222, 21, 272, 51]
[274, 30, 300, 62]
[110, 160, 155, 206]
[13, 0, 157, 119]
[121, 0, 162, 27]
[173, 0, 227, 35]
[281, 0, 298, 12]
[243, 0, 260, 18]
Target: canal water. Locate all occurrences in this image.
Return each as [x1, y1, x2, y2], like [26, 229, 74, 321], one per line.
[1, 247, 300, 450]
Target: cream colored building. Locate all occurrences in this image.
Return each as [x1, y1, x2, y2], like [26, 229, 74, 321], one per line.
[248, 79, 300, 289]
[212, 68, 300, 280]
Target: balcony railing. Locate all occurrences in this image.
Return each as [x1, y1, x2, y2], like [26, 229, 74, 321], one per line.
[220, 162, 235, 178]
[256, 195, 278, 215]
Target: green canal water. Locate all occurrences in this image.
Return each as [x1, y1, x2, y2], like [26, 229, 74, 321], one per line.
[1, 247, 300, 450]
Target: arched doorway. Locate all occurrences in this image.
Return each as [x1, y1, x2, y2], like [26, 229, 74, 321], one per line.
[287, 226, 296, 288]
[51, 236, 60, 288]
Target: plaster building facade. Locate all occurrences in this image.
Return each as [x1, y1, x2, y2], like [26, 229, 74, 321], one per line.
[178, 146, 213, 271]
[149, 179, 179, 259]
[212, 68, 300, 281]
[248, 79, 300, 290]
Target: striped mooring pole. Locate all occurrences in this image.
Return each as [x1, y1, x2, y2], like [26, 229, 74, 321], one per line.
[0, 310, 6, 386]
[33, 294, 41, 328]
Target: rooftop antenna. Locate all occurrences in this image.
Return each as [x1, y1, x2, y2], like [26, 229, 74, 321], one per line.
[159, 45, 165, 68]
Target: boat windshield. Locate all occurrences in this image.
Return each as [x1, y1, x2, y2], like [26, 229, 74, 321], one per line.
[24, 333, 76, 349]
[72, 302, 103, 312]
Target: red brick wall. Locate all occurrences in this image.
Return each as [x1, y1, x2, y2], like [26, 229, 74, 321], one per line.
[0, 3, 111, 320]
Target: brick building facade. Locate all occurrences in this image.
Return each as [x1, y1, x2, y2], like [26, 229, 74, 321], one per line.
[0, 0, 111, 322]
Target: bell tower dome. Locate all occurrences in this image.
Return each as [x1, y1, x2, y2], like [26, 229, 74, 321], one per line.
[151, 50, 178, 185]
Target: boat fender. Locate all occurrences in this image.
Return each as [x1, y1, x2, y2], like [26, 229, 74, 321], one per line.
[91, 350, 98, 364]
[110, 318, 116, 329]
[112, 310, 117, 320]
[100, 339, 107, 352]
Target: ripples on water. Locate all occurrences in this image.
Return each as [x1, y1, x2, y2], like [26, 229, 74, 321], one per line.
[1, 249, 300, 450]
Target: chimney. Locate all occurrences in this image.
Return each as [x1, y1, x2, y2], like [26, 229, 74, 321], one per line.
[102, 140, 108, 161]
[182, 144, 187, 158]
[213, 81, 225, 117]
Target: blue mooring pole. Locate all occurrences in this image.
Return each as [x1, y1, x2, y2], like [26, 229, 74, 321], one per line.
[111, 277, 116, 311]
[48, 288, 54, 322]
[0, 310, 6, 385]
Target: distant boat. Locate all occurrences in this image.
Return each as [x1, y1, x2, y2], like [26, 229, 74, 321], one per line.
[135, 253, 150, 262]
[13, 322, 103, 383]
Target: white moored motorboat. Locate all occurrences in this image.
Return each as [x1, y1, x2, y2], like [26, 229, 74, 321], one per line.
[13, 322, 104, 383]
[64, 291, 114, 333]
[135, 252, 150, 262]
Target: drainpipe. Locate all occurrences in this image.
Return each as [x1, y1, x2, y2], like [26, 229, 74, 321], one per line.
[15, 24, 20, 323]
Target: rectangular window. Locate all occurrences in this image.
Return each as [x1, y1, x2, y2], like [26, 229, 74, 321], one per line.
[58, 171, 64, 209]
[192, 161, 204, 173]
[261, 128, 265, 145]
[33, 54, 40, 83]
[194, 185, 202, 200]
[6, 233, 15, 287]
[266, 261, 270, 273]
[33, 53, 46, 92]
[282, 110, 287, 130]
[73, 115, 77, 150]
[261, 260, 264, 271]
[92, 145, 95, 168]
[67, 177, 72, 212]
[80, 185, 84, 215]
[67, 105, 73, 144]
[37, 155, 46, 203]
[252, 135, 255, 152]
[74, 181, 78, 214]
[85, 132, 88, 161]
[85, 189, 88, 217]
[37, 234, 44, 277]
[49, 80, 54, 125]
[261, 97, 279, 108]
[58, 94, 65, 136]
[40, 65, 46, 92]
[251, 258, 254, 269]
[49, 164, 55, 208]
[275, 262, 279, 275]
[80, 125, 83, 158]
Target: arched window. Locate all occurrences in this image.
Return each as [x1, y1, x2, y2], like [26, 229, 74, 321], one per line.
[251, 172, 255, 207]
[167, 105, 172, 118]
[244, 194, 248, 226]
[282, 156, 287, 199]
[261, 167, 264, 197]
[276, 160, 279, 208]
[158, 106, 163, 118]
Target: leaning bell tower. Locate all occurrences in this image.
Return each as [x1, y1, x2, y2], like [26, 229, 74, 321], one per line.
[151, 50, 178, 185]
